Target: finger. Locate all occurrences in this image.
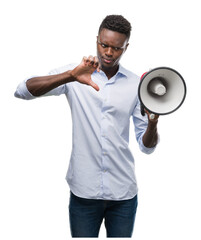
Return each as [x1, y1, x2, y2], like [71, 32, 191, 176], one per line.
[82, 56, 88, 65]
[88, 55, 94, 66]
[89, 80, 100, 91]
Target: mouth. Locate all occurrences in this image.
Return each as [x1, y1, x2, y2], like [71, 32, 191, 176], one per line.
[102, 57, 113, 64]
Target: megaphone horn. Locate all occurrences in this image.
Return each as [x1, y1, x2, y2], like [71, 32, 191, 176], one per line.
[138, 67, 187, 116]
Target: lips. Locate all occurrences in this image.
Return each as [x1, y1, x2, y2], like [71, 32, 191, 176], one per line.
[102, 57, 113, 64]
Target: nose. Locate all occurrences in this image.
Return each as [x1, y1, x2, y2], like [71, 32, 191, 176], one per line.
[105, 47, 113, 56]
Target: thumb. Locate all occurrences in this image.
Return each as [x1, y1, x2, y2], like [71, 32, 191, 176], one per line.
[89, 80, 100, 91]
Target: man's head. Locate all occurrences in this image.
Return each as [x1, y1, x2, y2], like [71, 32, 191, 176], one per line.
[98, 15, 132, 41]
[97, 15, 132, 76]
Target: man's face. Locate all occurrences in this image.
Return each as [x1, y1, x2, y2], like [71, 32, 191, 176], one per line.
[97, 28, 129, 71]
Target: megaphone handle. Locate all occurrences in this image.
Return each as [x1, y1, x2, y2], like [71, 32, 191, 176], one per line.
[140, 105, 156, 119]
[140, 104, 145, 116]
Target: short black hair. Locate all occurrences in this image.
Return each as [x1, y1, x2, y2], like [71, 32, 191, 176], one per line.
[98, 15, 132, 40]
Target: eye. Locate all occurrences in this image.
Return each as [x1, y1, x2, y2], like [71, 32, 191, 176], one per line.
[101, 43, 107, 48]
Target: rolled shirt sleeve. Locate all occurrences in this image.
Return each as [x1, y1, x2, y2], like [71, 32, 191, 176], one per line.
[14, 77, 36, 100]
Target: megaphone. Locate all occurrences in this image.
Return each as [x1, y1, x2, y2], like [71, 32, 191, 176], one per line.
[138, 67, 186, 118]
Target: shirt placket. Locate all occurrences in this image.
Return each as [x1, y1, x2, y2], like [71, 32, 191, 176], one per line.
[100, 78, 115, 198]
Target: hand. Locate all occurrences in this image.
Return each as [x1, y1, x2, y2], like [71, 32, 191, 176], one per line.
[70, 56, 100, 91]
[144, 109, 159, 123]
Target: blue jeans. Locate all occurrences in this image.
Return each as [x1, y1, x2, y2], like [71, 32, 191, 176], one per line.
[69, 191, 138, 237]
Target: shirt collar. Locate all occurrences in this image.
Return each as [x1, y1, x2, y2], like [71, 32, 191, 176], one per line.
[95, 64, 128, 79]
[117, 64, 129, 78]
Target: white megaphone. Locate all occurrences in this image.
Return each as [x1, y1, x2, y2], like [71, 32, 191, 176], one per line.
[138, 67, 186, 118]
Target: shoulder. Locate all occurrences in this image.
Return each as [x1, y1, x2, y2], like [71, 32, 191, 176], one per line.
[119, 65, 140, 83]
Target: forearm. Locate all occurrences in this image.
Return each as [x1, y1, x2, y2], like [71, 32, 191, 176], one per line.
[142, 120, 158, 148]
[26, 70, 75, 96]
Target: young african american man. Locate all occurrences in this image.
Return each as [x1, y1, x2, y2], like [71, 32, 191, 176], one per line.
[15, 15, 159, 238]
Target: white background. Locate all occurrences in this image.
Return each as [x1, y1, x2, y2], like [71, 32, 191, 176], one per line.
[1, 0, 201, 239]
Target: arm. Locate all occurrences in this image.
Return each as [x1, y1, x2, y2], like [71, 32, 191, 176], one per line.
[26, 56, 100, 97]
[26, 71, 74, 96]
[142, 111, 159, 148]
[133, 99, 159, 154]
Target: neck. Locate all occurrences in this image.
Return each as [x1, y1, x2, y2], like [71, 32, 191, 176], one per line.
[101, 65, 119, 80]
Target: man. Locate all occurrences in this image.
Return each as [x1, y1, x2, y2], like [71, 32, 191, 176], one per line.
[15, 15, 159, 237]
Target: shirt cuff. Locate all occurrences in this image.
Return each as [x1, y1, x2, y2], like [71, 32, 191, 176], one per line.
[139, 134, 160, 154]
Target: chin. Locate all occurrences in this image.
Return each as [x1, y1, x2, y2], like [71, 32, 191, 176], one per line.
[102, 62, 113, 67]
[101, 60, 117, 69]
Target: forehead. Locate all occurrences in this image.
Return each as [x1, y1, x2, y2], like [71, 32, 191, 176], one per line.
[98, 28, 128, 47]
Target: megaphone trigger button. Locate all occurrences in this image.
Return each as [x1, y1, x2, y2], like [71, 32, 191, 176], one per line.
[150, 114, 155, 120]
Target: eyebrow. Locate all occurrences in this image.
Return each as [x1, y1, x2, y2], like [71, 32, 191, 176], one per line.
[97, 40, 126, 50]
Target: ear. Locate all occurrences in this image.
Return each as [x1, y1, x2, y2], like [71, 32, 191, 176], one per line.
[125, 43, 129, 51]
[123, 43, 129, 53]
